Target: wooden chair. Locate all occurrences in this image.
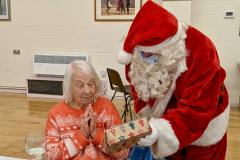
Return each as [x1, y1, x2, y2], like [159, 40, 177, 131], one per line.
[106, 68, 133, 122]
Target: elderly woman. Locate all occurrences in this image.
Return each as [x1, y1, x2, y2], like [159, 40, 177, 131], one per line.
[45, 60, 129, 160]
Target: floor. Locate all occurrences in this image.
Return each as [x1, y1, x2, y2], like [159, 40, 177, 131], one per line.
[0, 93, 239, 159]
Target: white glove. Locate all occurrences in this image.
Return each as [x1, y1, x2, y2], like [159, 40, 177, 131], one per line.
[138, 118, 159, 146]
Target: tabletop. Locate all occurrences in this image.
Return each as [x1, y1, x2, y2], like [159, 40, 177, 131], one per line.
[0, 156, 25, 160]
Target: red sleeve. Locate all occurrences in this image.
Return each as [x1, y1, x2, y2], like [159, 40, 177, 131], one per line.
[45, 112, 89, 160]
[91, 128, 105, 149]
[163, 32, 228, 149]
[69, 130, 90, 150]
[45, 112, 68, 160]
[91, 100, 122, 148]
[91, 99, 129, 159]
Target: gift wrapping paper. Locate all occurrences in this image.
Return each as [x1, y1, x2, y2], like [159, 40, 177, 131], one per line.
[105, 117, 152, 153]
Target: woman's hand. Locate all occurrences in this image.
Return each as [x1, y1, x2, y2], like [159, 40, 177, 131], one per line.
[101, 136, 109, 154]
[80, 117, 90, 138]
[89, 106, 97, 138]
[80, 106, 92, 138]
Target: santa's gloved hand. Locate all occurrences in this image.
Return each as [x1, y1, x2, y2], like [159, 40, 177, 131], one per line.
[138, 118, 159, 146]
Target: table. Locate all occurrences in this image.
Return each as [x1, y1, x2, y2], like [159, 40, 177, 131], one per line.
[0, 156, 25, 160]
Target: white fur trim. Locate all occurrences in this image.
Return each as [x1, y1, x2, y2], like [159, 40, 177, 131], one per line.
[137, 23, 188, 53]
[64, 138, 79, 157]
[138, 120, 159, 146]
[133, 23, 188, 118]
[117, 50, 132, 64]
[151, 58, 188, 118]
[191, 104, 230, 146]
[150, 118, 179, 158]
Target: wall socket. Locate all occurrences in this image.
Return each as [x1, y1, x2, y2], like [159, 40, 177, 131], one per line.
[13, 50, 21, 55]
[224, 10, 235, 18]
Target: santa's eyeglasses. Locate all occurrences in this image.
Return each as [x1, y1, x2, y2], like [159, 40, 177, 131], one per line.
[137, 48, 158, 64]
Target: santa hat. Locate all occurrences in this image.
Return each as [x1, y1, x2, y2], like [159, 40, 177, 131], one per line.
[117, 0, 178, 65]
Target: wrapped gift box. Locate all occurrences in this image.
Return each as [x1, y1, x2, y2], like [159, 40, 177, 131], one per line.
[105, 117, 152, 153]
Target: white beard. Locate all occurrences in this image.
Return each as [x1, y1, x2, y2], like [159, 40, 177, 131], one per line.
[129, 38, 187, 102]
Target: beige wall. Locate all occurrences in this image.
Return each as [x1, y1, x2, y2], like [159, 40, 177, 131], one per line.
[0, 0, 191, 96]
[0, 0, 131, 88]
[1, 0, 239, 106]
[191, 0, 240, 106]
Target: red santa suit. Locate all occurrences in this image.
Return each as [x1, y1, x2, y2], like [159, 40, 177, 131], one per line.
[117, 1, 229, 160]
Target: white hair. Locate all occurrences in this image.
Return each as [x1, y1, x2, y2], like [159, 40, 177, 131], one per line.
[63, 60, 100, 103]
[129, 36, 187, 102]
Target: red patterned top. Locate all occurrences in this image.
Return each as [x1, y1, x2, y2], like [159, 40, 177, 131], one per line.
[45, 96, 129, 160]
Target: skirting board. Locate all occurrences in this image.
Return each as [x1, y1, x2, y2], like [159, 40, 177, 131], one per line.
[0, 156, 24, 160]
[26, 93, 63, 99]
[0, 86, 26, 94]
[0, 86, 63, 99]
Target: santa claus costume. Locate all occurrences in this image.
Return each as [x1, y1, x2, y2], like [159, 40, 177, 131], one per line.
[117, 1, 229, 160]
